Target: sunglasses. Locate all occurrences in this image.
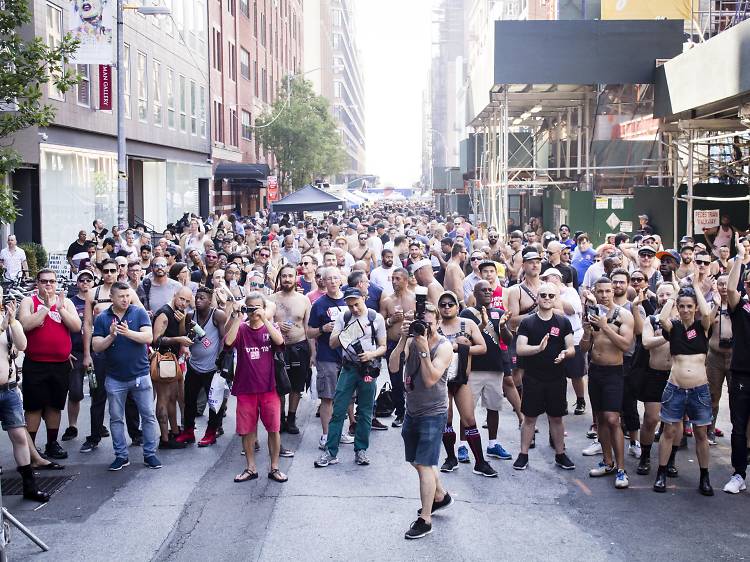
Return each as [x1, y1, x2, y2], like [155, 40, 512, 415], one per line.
[631, 277, 645, 282]
[301, 261, 312, 265]
[470, 257, 482, 262]
[118, 263, 127, 267]
[152, 264, 167, 269]
[38, 279, 56, 284]
[259, 253, 270, 258]
[102, 268, 117, 273]
[438, 302, 456, 308]
[538, 292, 557, 299]
[696, 260, 710, 265]
[77, 278, 93, 283]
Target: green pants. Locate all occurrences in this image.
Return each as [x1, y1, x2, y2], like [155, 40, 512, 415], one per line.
[325, 363, 377, 457]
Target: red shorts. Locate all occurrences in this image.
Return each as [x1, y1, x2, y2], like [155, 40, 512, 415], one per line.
[235, 391, 281, 435]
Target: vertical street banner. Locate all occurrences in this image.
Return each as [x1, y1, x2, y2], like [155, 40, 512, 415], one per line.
[99, 65, 112, 110]
[267, 176, 279, 201]
[68, 0, 115, 65]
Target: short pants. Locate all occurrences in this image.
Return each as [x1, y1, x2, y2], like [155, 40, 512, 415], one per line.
[660, 381, 712, 426]
[68, 350, 86, 402]
[564, 345, 587, 379]
[639, 367, 670, 403]
[22, 358, 71, 411]
[284, 340, 311, 393]
[402, 412, 447, 466]
[521, 373, 567, 418]
[469, 370, 504, 411]
[235, 391, 281, 435]
[0, 387, 26, 431]
[315, 361, 341, 400]
[587, 363, 624, 413]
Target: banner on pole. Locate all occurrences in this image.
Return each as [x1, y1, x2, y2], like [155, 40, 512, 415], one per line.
[68, 0, 115, 65]
[98, 65, 112, 110]
[694, 209, 720, 234]
[267, 176, 279, 201]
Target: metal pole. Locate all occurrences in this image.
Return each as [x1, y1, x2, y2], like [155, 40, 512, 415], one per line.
[116, 0, 127, 227]
[577, 104, 582, 174]
[672, 134, 679, 248]
[687, 130, 695, 238]
[584, 94, 591, 191]
[565, 107, 572, 176]
[556, 113, 562, 180]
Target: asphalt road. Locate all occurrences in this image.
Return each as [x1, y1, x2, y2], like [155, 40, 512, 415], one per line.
[2, 379, 749, 562]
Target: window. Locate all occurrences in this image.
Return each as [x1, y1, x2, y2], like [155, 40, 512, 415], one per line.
[240, 48, 250, 80]
[226, 0, 235, 16]
[260, 13, 266, 46]
[137, 51, 147, 122]
[240, 0, 249, 18]
[190, 80, 197, 135]
[166, 68, 175, 128]
[229, 109, 238, 146]
[212, 29, 222, 71]
[45, 3, 64, 101]
[152, 60, 162, 126]
[123, 44, 131, 119]
[179, 74, 187, 132]
[253, 1, 257, 35]
[76, 65, 90, 107]
[199, 87, 206, 137]
[228, 42, 236, 81]
[241, 110, 252, 140]
[253, 61, 258, 97]
[261, 67, 266, 102]
[213, 100, 224, 143]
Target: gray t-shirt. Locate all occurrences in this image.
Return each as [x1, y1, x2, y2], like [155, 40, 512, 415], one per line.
[404, 336, 449, 417]
[144, 277, 182, 315]
[332, 308, 386, 363]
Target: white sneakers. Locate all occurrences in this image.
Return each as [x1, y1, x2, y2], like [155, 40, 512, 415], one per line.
[340, 433, 354, 444]
[319, 435, 327, 450]
[628, 441, 642, 459]
[582, 440, 603, 456]
[723, 474, 747, 494]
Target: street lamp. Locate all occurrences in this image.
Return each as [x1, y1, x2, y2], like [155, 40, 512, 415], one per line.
[116, 1, 171, 227]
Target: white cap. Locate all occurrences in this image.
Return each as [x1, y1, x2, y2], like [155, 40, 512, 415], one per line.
[540, 267, 563, 279]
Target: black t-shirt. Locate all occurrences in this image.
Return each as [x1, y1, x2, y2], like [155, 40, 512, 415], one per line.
[67, 241, 88, 259]
[460, 307, 506, 372]
[730, 298, 750, 373]
[517, 313, 572, 379]
[155, 304, 182, 354]
[663, 319, 710, 356]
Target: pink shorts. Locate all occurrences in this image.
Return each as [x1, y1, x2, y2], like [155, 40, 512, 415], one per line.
[235, 391, 281, 435]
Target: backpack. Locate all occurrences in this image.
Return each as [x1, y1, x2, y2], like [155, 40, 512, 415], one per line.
[374, 382, 395, 417]
[343, 309, 378, 347]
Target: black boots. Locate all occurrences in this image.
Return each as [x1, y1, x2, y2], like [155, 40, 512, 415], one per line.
[637, 455, 651, 475]
[18, 465, 50, 503]
[286, 412, 300, 435]
[653, 466, 667, 493]
[666, 446, 679, 477]
[699, 470, 714, 496]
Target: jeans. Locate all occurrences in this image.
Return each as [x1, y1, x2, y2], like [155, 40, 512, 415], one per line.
[183, 364, 223, 431]
[105, 374, 159, 459]
[89, 352, 141, 442]
[326, 363, 377, 457]
[729, 371, 750, 476]
[387, 340, 406, 418]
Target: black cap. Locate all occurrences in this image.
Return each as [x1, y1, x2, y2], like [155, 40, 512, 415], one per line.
[478, 259, 497, 270]
[343, 287, 363, 300]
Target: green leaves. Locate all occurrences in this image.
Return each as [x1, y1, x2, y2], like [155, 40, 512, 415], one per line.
[255, 76, 346, 193]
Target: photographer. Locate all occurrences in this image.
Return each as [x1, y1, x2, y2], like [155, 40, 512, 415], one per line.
[315, 287, 386, 468]
[388, 302, 453, 540]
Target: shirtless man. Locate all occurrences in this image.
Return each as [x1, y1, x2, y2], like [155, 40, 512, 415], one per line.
[675, 244, 696, 280]
[80, 259, 143, 453]
[381, 268, 416, 426]
[271, 264, 312, 434]
[443, 243, 467, 307]
[706, 275, 732, 443]
[637, 282, 677, 476]
[413, 259, 443, 305]
[350, 231, 372, 270]
[503, 231, 525, 285]
[581, 277, 634, 489]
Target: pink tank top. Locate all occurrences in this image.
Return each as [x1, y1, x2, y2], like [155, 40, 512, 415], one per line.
[26, 294, 72, 362]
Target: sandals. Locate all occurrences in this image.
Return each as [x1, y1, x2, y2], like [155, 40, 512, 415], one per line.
[34, 461, 65, 471]
[234, 468, 258, 483]
[268, 468, 288, 483]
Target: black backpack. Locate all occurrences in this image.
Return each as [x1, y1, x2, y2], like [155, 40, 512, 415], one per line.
[374, 382, 395, 417]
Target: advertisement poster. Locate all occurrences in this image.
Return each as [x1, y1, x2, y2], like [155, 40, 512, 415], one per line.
[68, 0, 115, 65]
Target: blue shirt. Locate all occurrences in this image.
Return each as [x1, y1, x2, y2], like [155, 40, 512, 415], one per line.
[308, 294, 347, 363]
[93, 305, 151, 381]
[571, 247, 596, 282]
[561, 238, 576, 251]
[341, 284, 382, 313]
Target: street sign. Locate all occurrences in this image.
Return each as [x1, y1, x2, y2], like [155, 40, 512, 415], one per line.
[606, 213, 620, 230]
[267, 176, 279, 201]
[694, 209, 720, 234]
[619, 221, 633, 233]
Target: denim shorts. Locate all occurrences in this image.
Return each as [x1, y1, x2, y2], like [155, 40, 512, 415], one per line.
[402, 412, 447, 467]
[660, 381, 712, 426]
[0, 388, 26, 431]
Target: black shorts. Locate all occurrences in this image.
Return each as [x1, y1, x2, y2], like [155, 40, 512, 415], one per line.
[284, 340, 311, 394]
[639, 368, 670, 403]
[521, 372, 567, 418]
[500, 348, 513, 377]
[564, 345, 587, 379]
[68, 350, 85, 402]
[587, 364, 624, 413]
[22, 358, 71, 411]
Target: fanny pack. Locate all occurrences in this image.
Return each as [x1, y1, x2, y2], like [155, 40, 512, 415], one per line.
[150, 351, 181, 383]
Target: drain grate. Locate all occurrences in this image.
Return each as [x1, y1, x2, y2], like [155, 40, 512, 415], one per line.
[1, 475, 76, 496]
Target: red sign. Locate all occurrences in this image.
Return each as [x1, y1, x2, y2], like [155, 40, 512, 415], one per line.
[99, 65, 112, 110]
[267, 175, 279, 201]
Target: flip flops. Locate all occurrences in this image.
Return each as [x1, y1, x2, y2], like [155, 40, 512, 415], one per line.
[234, 468, 258, 483]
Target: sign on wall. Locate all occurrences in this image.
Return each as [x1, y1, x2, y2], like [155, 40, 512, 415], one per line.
[99, 65, 112, 110]
[68, 0, 115, 65]
[694, 209, 720, 234]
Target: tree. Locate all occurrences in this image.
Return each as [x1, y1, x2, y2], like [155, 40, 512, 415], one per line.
[255, 77, 346, 193]
[0, 0, 79, 223]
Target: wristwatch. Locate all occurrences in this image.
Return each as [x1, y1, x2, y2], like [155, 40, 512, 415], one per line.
[419, 351, 428, 359]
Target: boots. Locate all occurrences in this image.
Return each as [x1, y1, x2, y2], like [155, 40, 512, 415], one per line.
[175, 427, 196, 444]
[18, 465, 50, 503]
[287, 412, 300, 435]
[699, 470, 714, 496]
[198, 427, 217, 447]
[653, 466, 667, 493]
[667, 446, 679, 477]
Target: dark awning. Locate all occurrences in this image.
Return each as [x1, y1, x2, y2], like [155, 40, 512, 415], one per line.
[214, 163, 271, 184]
[271, 184, 347, 213]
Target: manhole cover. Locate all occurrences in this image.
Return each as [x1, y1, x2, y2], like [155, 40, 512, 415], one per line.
[1, 475, 76, 496]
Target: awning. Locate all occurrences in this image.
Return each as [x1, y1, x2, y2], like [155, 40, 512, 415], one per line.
[214, 163, 271, 186]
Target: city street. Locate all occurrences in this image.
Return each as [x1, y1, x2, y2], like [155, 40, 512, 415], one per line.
[2, 383, 748, 562]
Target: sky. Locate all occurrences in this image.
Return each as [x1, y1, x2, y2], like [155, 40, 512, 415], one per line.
[356, 1, 434, 187]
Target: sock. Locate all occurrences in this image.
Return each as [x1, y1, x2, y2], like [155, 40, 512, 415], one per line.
[288, 412, 296, 424]
[641, 444, 652, 459]
[47, 428, 59, 445]
[442, 425, 456, 458]
[488, 439, 497, 448]
[668, 446, 678, 465]
[657, 464, 667, 475]
[464, 425, 485, 464]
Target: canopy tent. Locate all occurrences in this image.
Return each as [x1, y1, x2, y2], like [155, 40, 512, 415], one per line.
[270, 184, 347, 213]
[334, 189, 369, 208]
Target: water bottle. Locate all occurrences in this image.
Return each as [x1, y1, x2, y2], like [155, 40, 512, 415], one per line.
[87, 366, 97, 392]
[191, 320, 206, 340]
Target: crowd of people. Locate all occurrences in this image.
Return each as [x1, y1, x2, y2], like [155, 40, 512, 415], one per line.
[1, 205, 750, 540]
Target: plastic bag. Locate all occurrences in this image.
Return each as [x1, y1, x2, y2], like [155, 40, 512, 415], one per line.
[208, 372, 225, 413]
[309, 365, 318, 401]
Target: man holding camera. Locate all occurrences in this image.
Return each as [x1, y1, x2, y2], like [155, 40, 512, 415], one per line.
[315, 287, 387, 468]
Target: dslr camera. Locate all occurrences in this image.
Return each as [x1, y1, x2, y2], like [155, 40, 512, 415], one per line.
[409, 286, 429, 337]
[240, 305, 259, 315]
[351, 340, 381, 379]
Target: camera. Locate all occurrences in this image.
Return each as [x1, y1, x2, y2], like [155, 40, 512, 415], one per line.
[409, 286, 429, 337]
[719, 338, 733, 349]
[241, 306, 259, 315]
[350, 341, 380, 378]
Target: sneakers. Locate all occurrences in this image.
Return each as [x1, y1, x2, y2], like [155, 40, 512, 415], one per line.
[440, 456, 459, 473]
[418, 492, 454, 515]
[723, 474, 747, 494]
[586, 425, 598, 439]
[319, 435, 328, 450]
[615, 469, 629, 489]
[486, 443, 512, 460]
[130, 435, 143, 447]
[108, 457, 130, 471]
[355, 450, 370, 465]
[314, 451, 339, 468]
[582, 440, 603, 456]
[340, 433, 355, 445]
[457, 445, 470, 463]
[573, 399, 586, 415]
[555, 453, 575, 470]
[44, 441, 68, 460]
[80, 439, 99, 453]
[371, 418, 389, 431]
[628, 441, 642, 459]
[61, 427, 78, 441]
[513, 453, 529, 471]
[472, 461, 498, 478]
[589, 462, 616, 477]
[392, 416, 404, 428]
[100, 426, 110, 438]
[404, 517, 432, 540]
[143, 455, 163, 469]
[279, 447, 295, 458]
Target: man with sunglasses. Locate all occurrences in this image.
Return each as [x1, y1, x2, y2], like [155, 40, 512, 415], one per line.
[684, 251, 715, 302]
[559, 224, 576, 252]
[140, 257, 182, 317]
[351, 232, 372, 269]
[298, 256, 318, 295]
[541, 241, 574, 287]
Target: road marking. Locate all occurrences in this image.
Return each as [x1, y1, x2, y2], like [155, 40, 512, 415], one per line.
[573, 478, 592, 495]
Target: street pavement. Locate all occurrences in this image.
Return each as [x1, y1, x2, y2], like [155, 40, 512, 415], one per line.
[2, 379, 749, 562]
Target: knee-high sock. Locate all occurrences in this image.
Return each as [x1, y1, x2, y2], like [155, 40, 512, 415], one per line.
[442, 425, 456, 459]
[465, 425, 485, 464]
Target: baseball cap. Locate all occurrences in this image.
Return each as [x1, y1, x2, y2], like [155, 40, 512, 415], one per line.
[656, 249, 681, 264]
[75, 270, 95, 281]
[522, 251, 542, 262]
[638, 246, 656, 256]
[437, 290, 459, 305]
[478, 259, 497, 271]
[638, 214, 649, 220]
[343, 286, 363, 300]
[540, 268, 562, 279]
[680, 243, 695, 251]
